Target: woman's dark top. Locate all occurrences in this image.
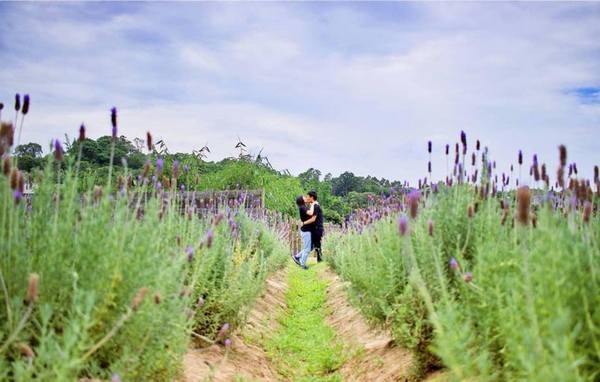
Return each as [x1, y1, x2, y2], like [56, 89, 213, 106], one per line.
[299, 205, 311, 232]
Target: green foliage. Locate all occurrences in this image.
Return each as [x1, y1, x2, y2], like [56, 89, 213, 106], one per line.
[325, 185, 600, 381]
[266, 263, 346, 381]
[197, 160, 304, 216]
[0, 159, 287, 381]
[19, 137, 406, 223]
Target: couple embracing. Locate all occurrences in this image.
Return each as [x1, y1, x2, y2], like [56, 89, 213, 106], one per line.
[293, 190, 324, 269]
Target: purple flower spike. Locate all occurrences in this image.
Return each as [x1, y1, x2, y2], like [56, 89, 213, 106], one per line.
[518, 150, 523, 165]
[407, 190, 420, 219]
[460, 130, 467, 147]
[449, 257, 459, 271]
[218, 322, 230, 339]
[205, 229, 214, 248]
[398, 215, 409, 236]
[22, 95, 30, 115]
[14, 94, 21, 112]
[224, 338, 232, 348]
[13, 190, 23, 204]
[172, 160, 179, 178]
[54, 139, 64, 161]
[445, 144, 449, 155]
[183, 164, 190, 173]
[111, 107, 117, 129]
[156, 158, 164, 175]
[463, 272, 473, 283]
[186, 245, 194, 262]
[427, 141, 432, 154]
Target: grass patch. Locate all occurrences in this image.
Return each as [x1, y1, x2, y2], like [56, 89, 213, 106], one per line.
[266, 262, 346, 381]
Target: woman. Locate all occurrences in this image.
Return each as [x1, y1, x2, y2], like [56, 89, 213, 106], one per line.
[294, 195, 316, 269]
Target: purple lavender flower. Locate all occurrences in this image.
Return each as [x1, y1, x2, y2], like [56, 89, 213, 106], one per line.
[570, 194, 577, 210]
[172, 160, 179, 178]
[54, 139, 64, 161]
[518, 150, 523, 165]
[449, 257, 459, 271]
[218, 323, 230, 339]
[205, 229, 214, 248]
[398, 215, 409, 236]
[156, 158, 164, 175]
[427, 141, 432, 154]
[21, 95, 30, 115]
[14, 94, 20, 112]
[183, 164, 190, 173]
[460, 130, 467, 148]
[110, 107, 117, 139]
[463, 272, 473, 283]
[13, 190, 23, 204]
[445, 144, 449, 155]
[407, 190, 420, 219]
[224, 338, 232, 348]
[186, 245, 194, 262]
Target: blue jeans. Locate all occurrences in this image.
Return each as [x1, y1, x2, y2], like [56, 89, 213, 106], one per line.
[297, 230, 312, 267]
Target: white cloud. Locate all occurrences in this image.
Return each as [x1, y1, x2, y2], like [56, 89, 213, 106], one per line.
[0, 2, 599, 185]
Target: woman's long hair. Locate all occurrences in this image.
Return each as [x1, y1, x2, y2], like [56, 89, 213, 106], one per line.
[295, 195, 305, 207]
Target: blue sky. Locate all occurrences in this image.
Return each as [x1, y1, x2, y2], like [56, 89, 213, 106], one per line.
[1, 2, 599, 185]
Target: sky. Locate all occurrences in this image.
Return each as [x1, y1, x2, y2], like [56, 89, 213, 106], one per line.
[1, 2, 599, 186]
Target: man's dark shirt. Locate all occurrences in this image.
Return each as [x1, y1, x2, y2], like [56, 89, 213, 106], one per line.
[299, 205, 312, 232]
[313, 204, 324, 233]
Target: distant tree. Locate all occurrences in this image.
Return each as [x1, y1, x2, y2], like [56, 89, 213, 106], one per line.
[14, 143, 43, 158]
[298, 168, 322, 188]
[14, 142, 44, 172]
[331, 171, 362, 196]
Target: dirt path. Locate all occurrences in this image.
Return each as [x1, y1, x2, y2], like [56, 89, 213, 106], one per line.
[182, 270, 287, 382]
[182, 263, 446, 381]
[320, 268, 414, 381]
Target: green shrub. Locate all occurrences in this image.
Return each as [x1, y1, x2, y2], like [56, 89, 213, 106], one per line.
[0, 157, 287, 381]
[325, 185, 599, 381]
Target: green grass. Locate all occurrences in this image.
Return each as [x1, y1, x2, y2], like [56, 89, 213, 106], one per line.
[266, 263, 346, 382]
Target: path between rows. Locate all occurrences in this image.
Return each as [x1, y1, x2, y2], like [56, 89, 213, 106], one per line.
[182, 262, 446, 382]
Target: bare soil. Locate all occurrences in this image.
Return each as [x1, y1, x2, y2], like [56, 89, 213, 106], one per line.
[320, 268, 415, 382]
[182, 269, 287, 382]
[182, 265, 447, 382]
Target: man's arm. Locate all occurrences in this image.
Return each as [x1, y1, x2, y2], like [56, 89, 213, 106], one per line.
[302, 215, 317, 226]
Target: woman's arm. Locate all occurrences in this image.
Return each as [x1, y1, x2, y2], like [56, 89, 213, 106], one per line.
[302, 215, 317, 226]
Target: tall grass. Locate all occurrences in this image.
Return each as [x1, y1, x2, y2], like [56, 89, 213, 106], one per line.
[1, 128, 287, 380]
[326, 182, 599, 380]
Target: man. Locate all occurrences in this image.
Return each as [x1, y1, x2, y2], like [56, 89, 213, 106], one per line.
[306, 190, 324, 262]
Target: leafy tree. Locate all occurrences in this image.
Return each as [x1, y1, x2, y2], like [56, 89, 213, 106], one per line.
[15, 143, 43, 158]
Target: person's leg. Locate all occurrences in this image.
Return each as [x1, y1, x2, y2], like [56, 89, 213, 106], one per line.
[313, 230, 323, 262]
[299, 231, 312, 268]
